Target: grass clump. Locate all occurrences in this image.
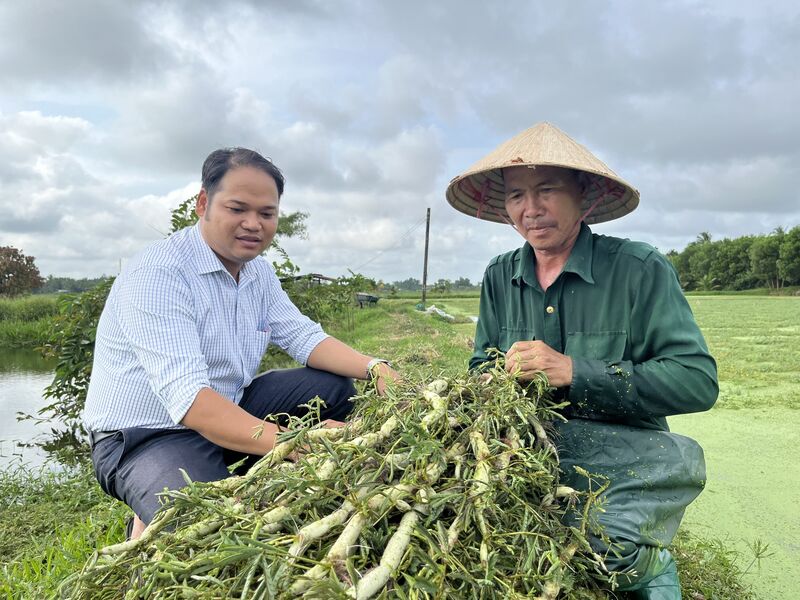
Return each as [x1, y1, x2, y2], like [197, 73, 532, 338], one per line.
[0, 295, 59, 322]
[0, 461, 128, 598]
[0, 318, 52, 349]
[0, 294, 58, 348]
[671, 530, 759, 599]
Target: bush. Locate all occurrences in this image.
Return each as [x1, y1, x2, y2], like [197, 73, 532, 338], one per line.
[35, 279, 115, 460]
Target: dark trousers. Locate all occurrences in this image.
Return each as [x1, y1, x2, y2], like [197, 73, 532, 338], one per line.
[90, 368, 355, 524]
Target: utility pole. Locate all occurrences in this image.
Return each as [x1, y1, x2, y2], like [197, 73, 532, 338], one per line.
[421, 208, 430, 305]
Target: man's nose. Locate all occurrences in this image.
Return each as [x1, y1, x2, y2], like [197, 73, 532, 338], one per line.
[520, 193, 544, 216]
[242, 213, 260, 230]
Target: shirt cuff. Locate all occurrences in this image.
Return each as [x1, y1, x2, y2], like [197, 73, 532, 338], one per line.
[569, 357, 603, 414]
[569, 358, 634, 418]
[569, 357, 630, 418]
[295, 331, 330, 365]
[163, 379, 210, 425]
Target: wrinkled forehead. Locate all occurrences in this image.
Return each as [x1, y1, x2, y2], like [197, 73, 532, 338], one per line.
[502, 165, 578, 186]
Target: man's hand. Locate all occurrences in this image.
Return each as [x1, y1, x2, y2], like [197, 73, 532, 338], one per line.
[182, 387, 282, 455]
[370, 362, 401, 396]
[306, 338, 400, 396]
[505, 340, 573, 387]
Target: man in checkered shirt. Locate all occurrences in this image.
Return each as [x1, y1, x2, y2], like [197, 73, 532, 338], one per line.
[84, 147, 397, 539]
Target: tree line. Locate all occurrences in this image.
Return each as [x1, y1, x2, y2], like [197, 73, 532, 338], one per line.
[4, 226, 799, 298]
[389, 277, 476, 293]
[666, 226, 800, 291]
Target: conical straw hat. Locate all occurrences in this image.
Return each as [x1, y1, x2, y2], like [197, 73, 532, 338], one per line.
[445, 122, 639, 225]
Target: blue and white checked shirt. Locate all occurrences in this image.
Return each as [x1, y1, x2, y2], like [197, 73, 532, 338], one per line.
[83, 224, 328, 431]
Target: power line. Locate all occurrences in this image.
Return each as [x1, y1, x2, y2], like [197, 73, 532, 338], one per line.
[351, 217, 427, 273]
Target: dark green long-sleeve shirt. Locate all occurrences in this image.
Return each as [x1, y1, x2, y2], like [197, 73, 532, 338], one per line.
[470, 224, 718, 431]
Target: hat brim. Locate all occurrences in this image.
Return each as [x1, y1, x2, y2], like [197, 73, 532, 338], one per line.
[446, 163, 639, 225]
[444, 122, 640, 225]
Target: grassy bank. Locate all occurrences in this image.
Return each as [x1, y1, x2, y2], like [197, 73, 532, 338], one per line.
[0, 295, 58, 349]
[0, 297, 773, 598]
[0, 463, 127, 598]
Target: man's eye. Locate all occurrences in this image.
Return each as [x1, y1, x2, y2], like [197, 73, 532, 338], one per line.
[229, 207, 243, 213]
[261, 212, 275, 219]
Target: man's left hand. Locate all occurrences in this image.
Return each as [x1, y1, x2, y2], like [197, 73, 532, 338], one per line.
[505, 340, 573, 387]
[371, 362, 401, 395]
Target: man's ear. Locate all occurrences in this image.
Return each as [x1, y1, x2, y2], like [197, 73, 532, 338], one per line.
[196, 189, 208, 218]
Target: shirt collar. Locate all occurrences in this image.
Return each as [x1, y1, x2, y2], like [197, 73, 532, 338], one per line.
[190, 224, 258, 286]
[563, 223, 595, 285]
[511, 222, 595, 287]
[190, 224, 227, 275]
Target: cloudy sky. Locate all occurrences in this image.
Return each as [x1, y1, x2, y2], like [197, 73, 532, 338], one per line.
[1, 0, 798, 284]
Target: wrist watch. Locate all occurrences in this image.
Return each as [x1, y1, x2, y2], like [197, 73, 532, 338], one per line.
[366, 358, 391, 379]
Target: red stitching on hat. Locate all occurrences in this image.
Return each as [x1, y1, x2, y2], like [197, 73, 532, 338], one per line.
[580, 193, 606, 223]
[580, 178, 624, 222]
[460, 177, 515, 226]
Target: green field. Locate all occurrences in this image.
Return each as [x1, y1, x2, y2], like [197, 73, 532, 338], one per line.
[669, 297, 800, 599]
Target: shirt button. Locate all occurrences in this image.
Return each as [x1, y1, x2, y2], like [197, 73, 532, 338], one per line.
[546, 306, 555, 314]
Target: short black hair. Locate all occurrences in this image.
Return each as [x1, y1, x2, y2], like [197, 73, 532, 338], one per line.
[201, 147, 285, 200]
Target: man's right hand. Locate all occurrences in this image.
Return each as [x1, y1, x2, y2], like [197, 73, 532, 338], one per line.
[505, 340, 573, 387]
[181, 387, 280, 455]
[182, 389, 350, 459]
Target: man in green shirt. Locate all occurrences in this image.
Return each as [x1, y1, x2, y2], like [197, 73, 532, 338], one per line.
[446, 123, 718, 599]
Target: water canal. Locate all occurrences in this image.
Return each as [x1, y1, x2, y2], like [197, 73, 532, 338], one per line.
[0, 348, 57, 468]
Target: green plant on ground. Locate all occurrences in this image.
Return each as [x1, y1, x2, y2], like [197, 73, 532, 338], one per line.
[672, 530, 758, 599]
[31, 278, 115, 463]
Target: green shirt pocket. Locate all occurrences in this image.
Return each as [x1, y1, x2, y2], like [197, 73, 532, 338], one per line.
[498, 327, 535, 354]
[565, 331, 627, 363]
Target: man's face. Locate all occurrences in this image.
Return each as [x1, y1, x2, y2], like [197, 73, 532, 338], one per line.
[196, 166, 280, 277]
[503, 165, 584, 255]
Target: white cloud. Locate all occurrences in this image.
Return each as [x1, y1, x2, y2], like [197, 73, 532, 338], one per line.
[0, 0, 798, 282]
[0, 1, 176, 88]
